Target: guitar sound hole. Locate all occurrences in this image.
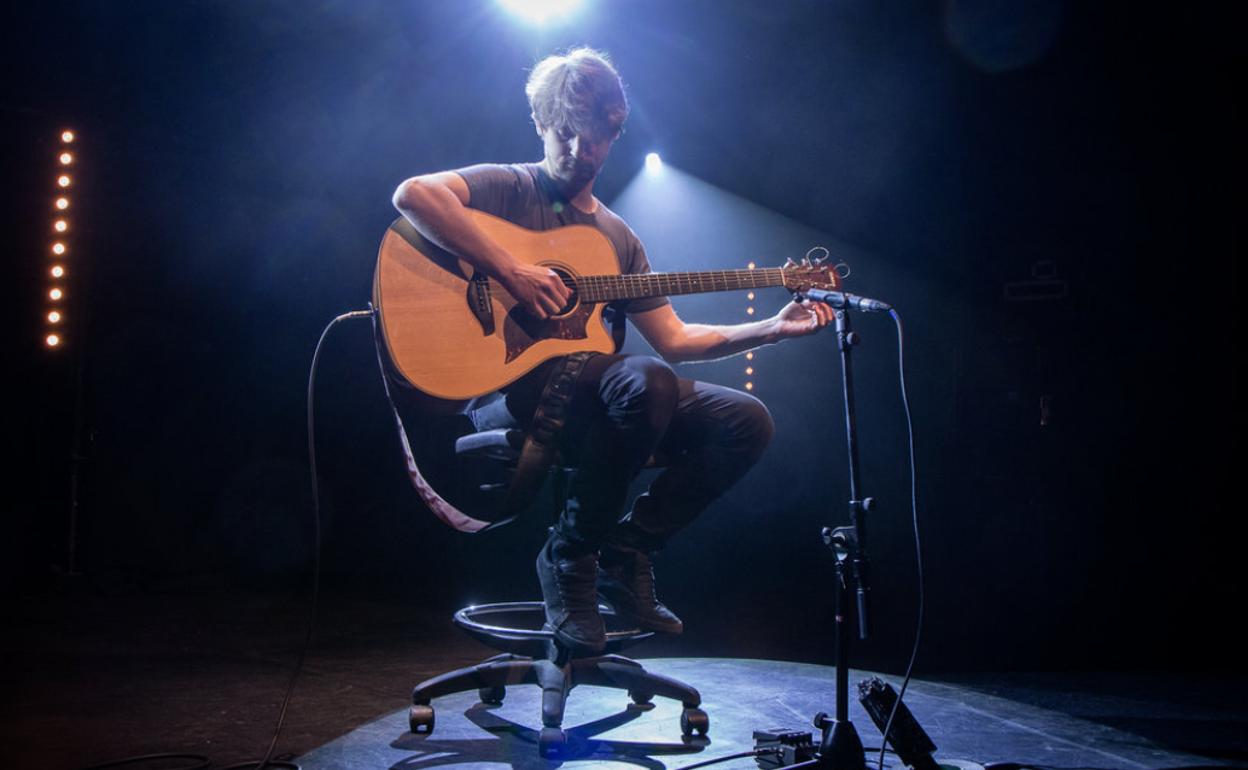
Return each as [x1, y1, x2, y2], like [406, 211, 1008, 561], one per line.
[549, 267, 579, 317]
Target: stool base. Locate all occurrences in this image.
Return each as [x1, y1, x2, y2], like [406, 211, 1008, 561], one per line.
[410, 651, 708, 757]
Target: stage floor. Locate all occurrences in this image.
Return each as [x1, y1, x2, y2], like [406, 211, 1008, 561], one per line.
[4, 587, 1245, 769]
[300, 657, 1247, 769]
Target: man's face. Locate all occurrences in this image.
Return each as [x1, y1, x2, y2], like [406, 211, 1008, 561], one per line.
[539, 121, 618, 193]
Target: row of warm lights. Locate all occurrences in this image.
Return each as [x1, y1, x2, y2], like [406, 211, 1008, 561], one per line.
[744, 261, 757, 391]
[46, 129, 75, 348]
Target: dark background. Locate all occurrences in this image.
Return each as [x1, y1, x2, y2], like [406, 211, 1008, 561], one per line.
[3, 1, 1238, 673]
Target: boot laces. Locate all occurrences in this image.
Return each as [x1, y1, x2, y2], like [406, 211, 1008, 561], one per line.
[554, 554, 599, 611]
[630, 552, 659, 605]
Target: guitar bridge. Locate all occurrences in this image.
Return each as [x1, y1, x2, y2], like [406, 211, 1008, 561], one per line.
[467, 272, 495, 336]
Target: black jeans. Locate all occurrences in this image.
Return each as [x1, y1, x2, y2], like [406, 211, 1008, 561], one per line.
[471, 354, 775, 554]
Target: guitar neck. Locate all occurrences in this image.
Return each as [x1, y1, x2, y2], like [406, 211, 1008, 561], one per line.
[575, 268, 788, 304]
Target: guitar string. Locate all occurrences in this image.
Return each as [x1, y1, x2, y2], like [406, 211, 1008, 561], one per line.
[556, 267, 796, 302]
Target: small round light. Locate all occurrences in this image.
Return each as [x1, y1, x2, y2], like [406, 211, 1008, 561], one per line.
[52, 242, 66, 255]
[744, 381, 754, 391]
[56, 197, 69, 210]
[47, 334, 61, 347]
[746, 352, 754, 361]
[59, 152, 73, 165]
[746, 306, 755, 315]
[51, 265, 65, 278]
[48, 311, 62, 323]
[54, 220, 68, 232]
[747, 261, 756, 270]
[645, 152, 663, 173]
[58, 175, 72, 188]
[747, 292, 755, 300]
[745, 366, 754, 375]
[50, 288, 64, 300]
[62, 130, 75, 143]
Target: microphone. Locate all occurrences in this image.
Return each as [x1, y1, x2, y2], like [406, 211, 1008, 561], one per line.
[800, 288, 892, 313]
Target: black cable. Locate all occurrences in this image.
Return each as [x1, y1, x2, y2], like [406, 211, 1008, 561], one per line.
[875, 309, 925, 770]
[673, 748, 779, 770]
[249, 309, 373, 770]
[80, 754, 210, 770]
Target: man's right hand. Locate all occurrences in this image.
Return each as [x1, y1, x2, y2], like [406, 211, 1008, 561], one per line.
[503, 262, 573, 319]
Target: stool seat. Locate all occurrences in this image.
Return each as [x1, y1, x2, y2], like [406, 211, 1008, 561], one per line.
[454, 427, 525, 460]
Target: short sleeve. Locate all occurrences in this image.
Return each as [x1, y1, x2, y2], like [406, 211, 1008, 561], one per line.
[455, 163, 537, 221]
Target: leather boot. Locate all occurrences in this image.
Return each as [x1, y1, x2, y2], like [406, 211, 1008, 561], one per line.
[536, 535, 606, 653]
[597, 543, 683, 635]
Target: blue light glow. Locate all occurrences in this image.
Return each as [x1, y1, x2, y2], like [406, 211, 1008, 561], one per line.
[645, 152, 663, 173]
[497, 0, 584, 25]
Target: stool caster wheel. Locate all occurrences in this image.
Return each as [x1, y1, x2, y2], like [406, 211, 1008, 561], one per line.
[409, 704, 435, 734]
[479, 686, 506, 705]
[680, 707, 709, 737]
[629, 690, 654, 706]
[538, 726, 566, 758]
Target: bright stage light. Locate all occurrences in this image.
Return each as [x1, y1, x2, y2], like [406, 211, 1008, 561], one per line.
[746, 351, 754, 360]
[55, 220, 68, 232]
[497, 0, 583, 25]
[62, 130, 75, 143]
[52, 242, 66, 255]
[645, 152, 663, 173]
[58, 175, 72, 188]
[744, 381, 754, 391]
[51, 265, 65, 278]
[48, 311, 62, 323]
[746, 306, 755, 315]
[60, 152, 73, 165]
[747, 261, 756, 270]
[56, 197, 69, 210]
[50, 288, 64, 301]
[46, 334, 61, 347]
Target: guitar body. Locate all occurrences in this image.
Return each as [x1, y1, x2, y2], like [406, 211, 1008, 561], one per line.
[373, 210, 621, 400]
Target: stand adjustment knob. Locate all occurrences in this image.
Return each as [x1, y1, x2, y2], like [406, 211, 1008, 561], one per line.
[813, 711, 830, 729]
[862, 497, 876, 511]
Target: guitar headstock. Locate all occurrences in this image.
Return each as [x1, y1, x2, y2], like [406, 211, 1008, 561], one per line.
[780, 255, 841, 293]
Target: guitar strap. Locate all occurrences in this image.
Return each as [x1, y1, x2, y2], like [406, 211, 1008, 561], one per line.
[372, 308, 591, 533]
[499, 350, 593, 523]
[372, 310, 492, 533]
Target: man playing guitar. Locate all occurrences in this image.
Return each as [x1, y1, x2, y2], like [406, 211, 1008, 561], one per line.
[391, 48, 833, 653]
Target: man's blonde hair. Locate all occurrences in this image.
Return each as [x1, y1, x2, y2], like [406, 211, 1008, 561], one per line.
[526, 47, 629, 140]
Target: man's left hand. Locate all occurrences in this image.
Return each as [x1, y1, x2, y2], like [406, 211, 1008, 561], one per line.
[771, 298, 835, 339]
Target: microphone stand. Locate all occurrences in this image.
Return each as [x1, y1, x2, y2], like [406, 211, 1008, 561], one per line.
[811, 304, 874, 770]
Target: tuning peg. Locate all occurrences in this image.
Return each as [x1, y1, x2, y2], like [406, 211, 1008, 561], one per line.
[784, 257, 798, 268]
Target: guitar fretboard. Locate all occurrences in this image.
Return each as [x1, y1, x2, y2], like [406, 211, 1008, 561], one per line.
[571, 268, 789, 303]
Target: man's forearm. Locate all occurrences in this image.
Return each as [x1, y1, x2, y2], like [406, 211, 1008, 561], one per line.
[392, 177, 572, 318]
[392, 178, 514, 281]
[660, 318, 784, 364]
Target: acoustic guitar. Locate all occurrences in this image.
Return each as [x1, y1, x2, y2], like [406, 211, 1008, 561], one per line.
[372, 209, 840, 400]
